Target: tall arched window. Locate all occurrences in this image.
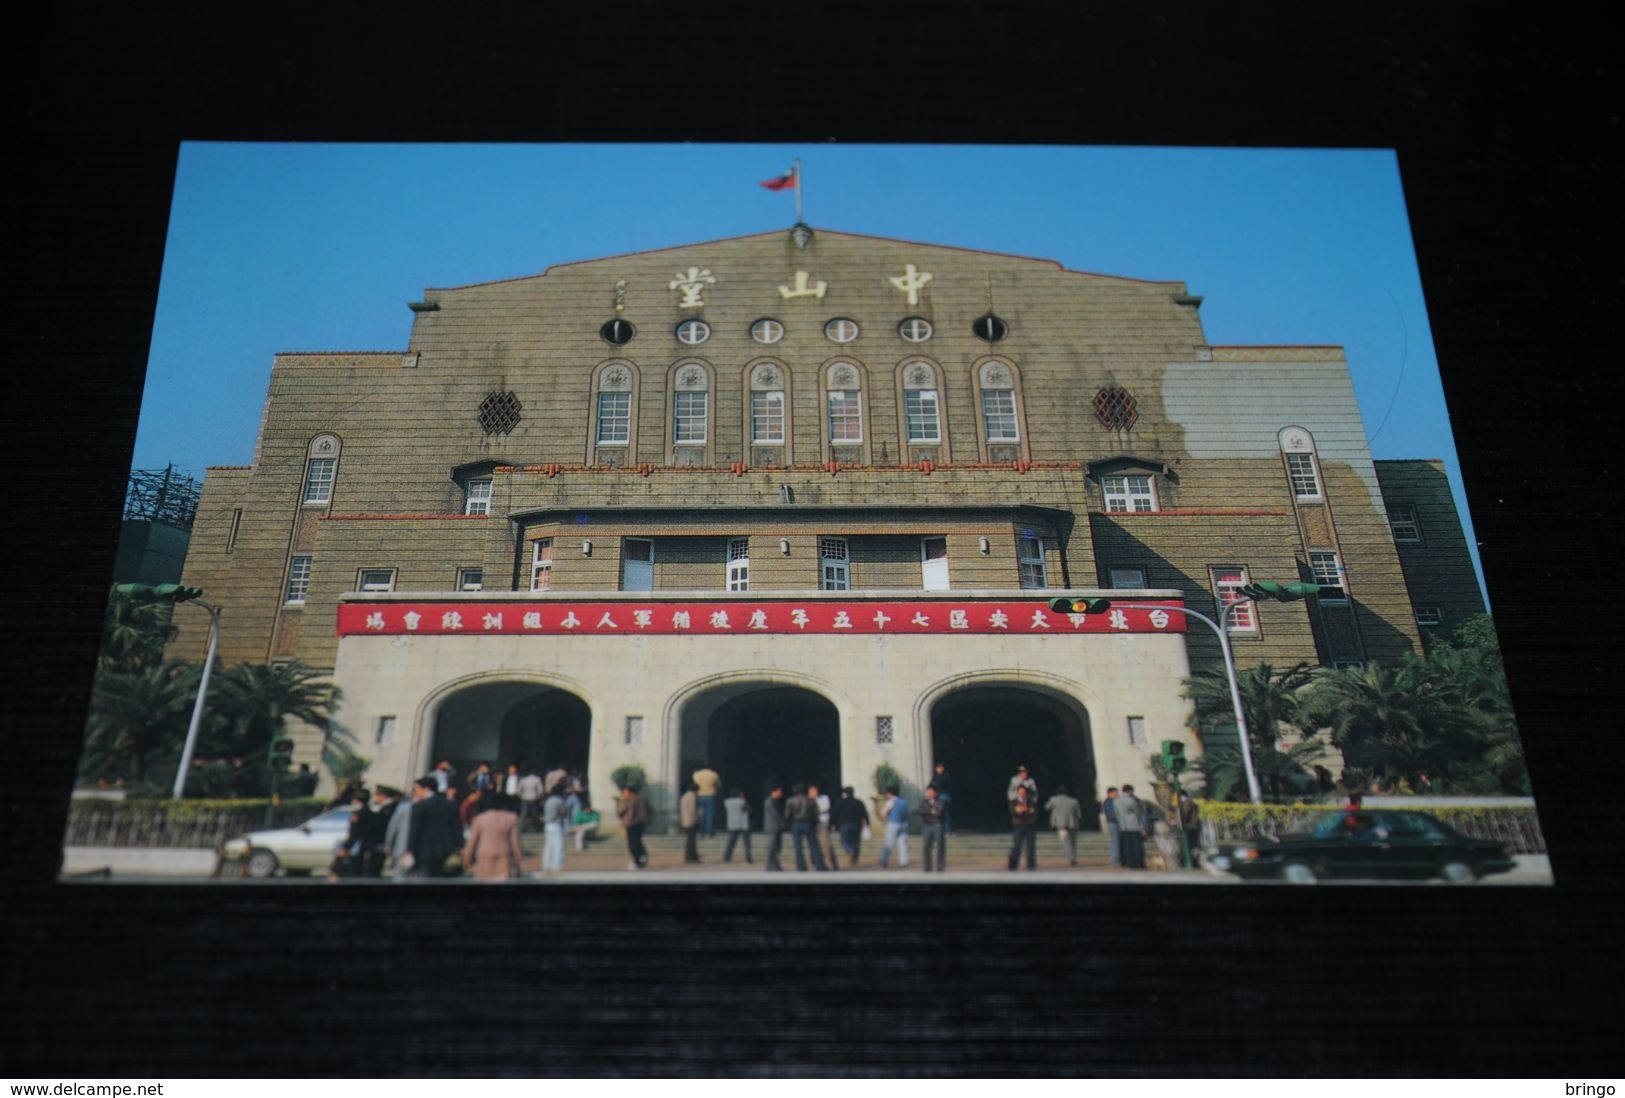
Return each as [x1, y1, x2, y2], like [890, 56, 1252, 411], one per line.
[669, 361, 714, 466]
[974, 359, 1029, 462]
[587, 361, 639, 466]
[744, 360, 790, 465]
[896, 358, 950, 464]
[821, 359, 870, 465]
[302, 434, 342, 505]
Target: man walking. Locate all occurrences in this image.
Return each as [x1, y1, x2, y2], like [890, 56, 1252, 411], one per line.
[785, 783, 827, 871]
[357, 786, 399, 877]
[679, 783, 702, 864]
[1008, 785, 1039, 871]
[763, 783, 786, 872]
[918, 783, 947, 871]
[1045, 784, 1083, 867]
[1102, 786, 1123, 867]
[1115, 783, 1147, 870]
[879, 785, 910, 869]
[810, 783, 838, 872]
[405, 776, 464, 878]
[833, 786, 869, 867]
[931, 762, 954, 833]
[693, 761, 721, 840]
[517, 766, 544, 833]
[616, 782, 650, 870]
[384, 783, 414, 879]
[722, 788, 753, 864]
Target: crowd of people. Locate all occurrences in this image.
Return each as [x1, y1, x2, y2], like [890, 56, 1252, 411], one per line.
[319, 756, 1204, 879]
[324, 759, 599, 881]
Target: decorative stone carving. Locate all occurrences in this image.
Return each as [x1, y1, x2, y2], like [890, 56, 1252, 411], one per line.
[905, 363, 935, 388]
[829, 364, 858, 388]
[676, 365, 708, 391]
[1279, 426, 1314, 453]
[751, 363, 781, 389]
[600, 365, 631, 391]
[310, 434, 339, 456]
[980, 361, 1013, 388]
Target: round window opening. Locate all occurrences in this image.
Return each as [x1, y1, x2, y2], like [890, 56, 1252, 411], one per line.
[824, 318, 860, 344]
[751, 318, 784, 345]
[972, 314, 1008, 342]
[676, 319, 711, 345]
[898, 317, 933, 342]
[600, 318, 636, 345]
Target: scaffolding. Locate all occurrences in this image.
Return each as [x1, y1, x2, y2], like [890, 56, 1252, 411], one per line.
[123, 464, 201, 529]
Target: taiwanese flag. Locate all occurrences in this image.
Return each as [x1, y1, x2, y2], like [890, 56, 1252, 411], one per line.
[759, 167, 797, 191]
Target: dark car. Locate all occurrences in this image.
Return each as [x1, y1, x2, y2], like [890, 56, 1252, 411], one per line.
[1205, 809, 1517, 884]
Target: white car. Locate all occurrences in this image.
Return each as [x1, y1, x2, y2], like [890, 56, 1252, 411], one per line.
[218, 808, 354, 878]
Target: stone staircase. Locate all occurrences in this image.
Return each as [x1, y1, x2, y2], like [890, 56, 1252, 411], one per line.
[518, 828, 1115, 866]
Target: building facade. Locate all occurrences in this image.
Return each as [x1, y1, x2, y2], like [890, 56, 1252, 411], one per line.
[171, 227, 1483, 827]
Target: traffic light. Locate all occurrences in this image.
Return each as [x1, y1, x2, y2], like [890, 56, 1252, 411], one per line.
[1048, 596, 1112, 615]
[113, 582, 204, 603]
[1160, 739, 1188, 774]
[1237, 580, 1320, 602]
[266, 738, 296, 772]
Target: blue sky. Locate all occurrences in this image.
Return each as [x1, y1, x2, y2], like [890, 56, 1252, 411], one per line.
[134, 143, 1485, 600]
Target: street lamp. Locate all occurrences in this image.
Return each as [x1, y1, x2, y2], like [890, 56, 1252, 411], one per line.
[1049, 581, 1319, 806]
[112, 583, 222, 800]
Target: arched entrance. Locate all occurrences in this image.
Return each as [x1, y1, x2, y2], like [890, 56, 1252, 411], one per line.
[431, 680, 591, 785]
[928, 684, 1095, 831]
[678, 684, 840, 828]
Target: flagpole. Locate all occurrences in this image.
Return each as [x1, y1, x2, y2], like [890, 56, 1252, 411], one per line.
[793, 158, 803, 223]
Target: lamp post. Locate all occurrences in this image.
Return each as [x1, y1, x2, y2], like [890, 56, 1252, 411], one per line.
[111, 583, 221, 800]
[1048, 582, 1319, 807]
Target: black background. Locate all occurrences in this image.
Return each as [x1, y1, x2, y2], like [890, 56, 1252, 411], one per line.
[6, 3, 1621, 1077]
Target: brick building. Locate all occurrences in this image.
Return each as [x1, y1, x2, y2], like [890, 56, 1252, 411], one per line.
[171, 226, 1483, 827]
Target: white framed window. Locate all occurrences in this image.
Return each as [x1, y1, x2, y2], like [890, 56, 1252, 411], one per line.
[828, 390, 862, 443]
[375, 716, 397, 747]
[1212, 566, 1257, 631]
[1415, 605, 1443, 626]
[898, 317, 932, 342]
[727, 538, 750, 591]
[302, 457, 335, 504]
[1310, 550, 1347, 602]
[464, 477, 493, 515]
[1109, 567, 1147, 588]
[751, 318, 784, 345]
[824, 317, 859, 344]
[1102, 475, 1157, 513]
[625, 716, 645, 745]
[981, 388, 1018, 442]
[596, 392, 631, 445]
[1388, 505, 1422, 542]
[921, 536, 949, 591]
[675, 319, 710, 345]
[1285, 452, 1322, 499]
[1127, 716, 1149, 747]
[1017, 536, 1047, 589]
[621, 538, 654, 592]
[458, 568, 483, 592]
[751, 390, 785, 443]
[285, 555, 312, 604]
[904, 388, 941, 443]
[529, 539, 553, 592]
[819, 536, 850, 591]
[673, 391, 708, 443]
[876, 716, 895, 744]
[358, 569, 395, 593]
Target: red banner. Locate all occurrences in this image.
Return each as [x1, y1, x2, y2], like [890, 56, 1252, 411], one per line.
[336, 599, 1187, 637]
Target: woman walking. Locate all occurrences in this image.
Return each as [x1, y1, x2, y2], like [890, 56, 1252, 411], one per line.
[462, 792, 522, 881]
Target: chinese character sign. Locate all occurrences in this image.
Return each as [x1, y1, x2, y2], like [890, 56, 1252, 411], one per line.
[337, 600, 1187, 637]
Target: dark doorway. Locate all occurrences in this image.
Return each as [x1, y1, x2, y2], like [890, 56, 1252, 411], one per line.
[681, 685, 840, 830]
[434, 682, 591, 795]
[929, 685, 1094, 831]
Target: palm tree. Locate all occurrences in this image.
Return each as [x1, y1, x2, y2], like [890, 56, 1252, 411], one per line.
[82, 661, 201, 783]
[99, 592, 177, 672]
[205, 660, 352, 793]
[1299, 660, 1477, 792]
[1184, 661, 1317, 751]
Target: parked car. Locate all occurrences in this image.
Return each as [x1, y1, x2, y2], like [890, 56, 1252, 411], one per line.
[217, 808, 354, 878]
[1205, 809, 1517, 884]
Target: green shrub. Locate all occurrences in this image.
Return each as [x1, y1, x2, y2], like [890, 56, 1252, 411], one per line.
[872, 762, 903, 795]
[611, 764, 647, 792]
[64, 797, 331, 848]
[1195, 800, 1546, 853]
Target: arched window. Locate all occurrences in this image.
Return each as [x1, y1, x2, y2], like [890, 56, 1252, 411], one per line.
[588, 361, 639, 466]
[302, 434, 341, 505]
[745, 360, 790, 461]
[669, 361, 714, 465]
[974, 359, 1029, 461]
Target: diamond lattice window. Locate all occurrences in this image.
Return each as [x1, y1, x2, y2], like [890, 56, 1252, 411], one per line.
[1093, 386, 1139, 431]
[478, 391, 523, 435]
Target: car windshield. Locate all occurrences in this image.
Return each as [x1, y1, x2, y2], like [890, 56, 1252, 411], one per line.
[1380, 812, 1450, 839]
[1308, 811, 1377, 839]
[305, 810, 353, 830]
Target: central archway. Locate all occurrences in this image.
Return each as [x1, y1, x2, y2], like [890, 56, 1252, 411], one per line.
[431, 680, 591, 785]
[678, 683, 840, 828]
[928, 684, 1095, 831]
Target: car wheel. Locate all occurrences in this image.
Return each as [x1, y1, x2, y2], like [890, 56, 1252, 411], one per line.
[1281, 860, 1318, 884]
[1440, 860, 1478, 884]
[244, 849, 280, 879]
